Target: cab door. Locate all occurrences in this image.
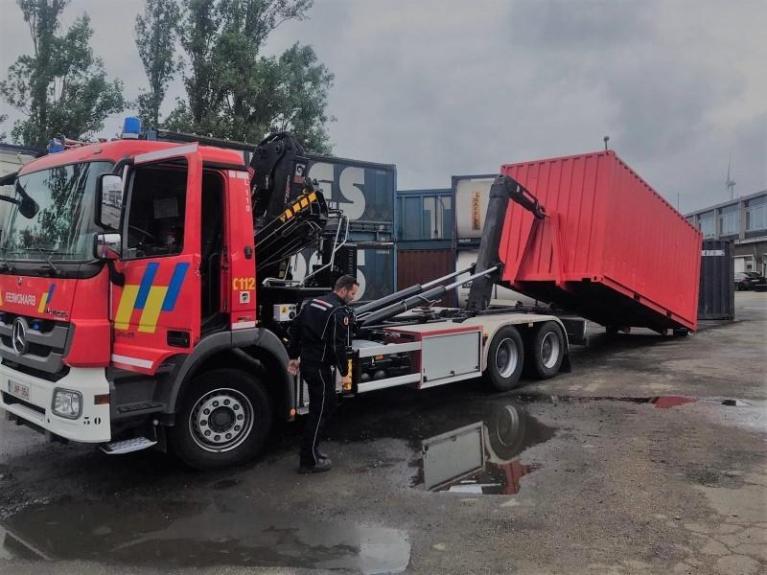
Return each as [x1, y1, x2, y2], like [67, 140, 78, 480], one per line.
[110, 144, 202, 373]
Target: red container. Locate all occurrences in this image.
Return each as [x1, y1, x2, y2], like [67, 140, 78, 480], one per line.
[397, 248, 457, 306]
[499, 151, 702, 332]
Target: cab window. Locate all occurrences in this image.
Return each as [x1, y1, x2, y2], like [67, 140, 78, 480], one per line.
[124, 163, 187, 259]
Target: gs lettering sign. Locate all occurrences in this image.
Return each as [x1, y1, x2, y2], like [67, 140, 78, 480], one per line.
[307, 158, 395, 224]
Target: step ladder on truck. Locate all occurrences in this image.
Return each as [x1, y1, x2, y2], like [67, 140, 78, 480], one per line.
[0, 120, 577, 469]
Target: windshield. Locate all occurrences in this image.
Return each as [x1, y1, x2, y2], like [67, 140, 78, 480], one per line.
[0, 161, 113, 262]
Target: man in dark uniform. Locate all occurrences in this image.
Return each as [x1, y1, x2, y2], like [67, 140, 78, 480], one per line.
[288, 275, 358, 474]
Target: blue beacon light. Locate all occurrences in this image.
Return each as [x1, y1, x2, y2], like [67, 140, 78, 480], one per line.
[122, 117, 142, 139]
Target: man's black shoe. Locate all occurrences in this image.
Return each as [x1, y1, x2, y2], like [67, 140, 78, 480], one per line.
[298, 458, 333, 474]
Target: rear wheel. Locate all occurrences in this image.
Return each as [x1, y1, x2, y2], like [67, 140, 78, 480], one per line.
[170, 369, 273, 470]
[485, 326, 525, 391]
[528, 321, 565, 379]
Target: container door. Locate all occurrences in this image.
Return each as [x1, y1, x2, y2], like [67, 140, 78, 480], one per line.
[111, 144, 202, 373]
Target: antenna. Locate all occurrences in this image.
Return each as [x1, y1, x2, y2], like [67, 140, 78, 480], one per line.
[603, 136, 610, 151]
[726, 154, 736, 200]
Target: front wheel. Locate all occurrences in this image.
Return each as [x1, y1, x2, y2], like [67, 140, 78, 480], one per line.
[485, 326, 525, 391]
[528, 321, 565, 379]
[170, 369, 273, 470]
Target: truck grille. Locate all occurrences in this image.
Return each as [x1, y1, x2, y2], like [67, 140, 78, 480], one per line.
[0, 313, 71, 380]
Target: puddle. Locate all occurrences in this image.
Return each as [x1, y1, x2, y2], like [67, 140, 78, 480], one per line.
[0, 499, 410, 573]
[512, 393, 698, 409]
[414, 403, 554, 495]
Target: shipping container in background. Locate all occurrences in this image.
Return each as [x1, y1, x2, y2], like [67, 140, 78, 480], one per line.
[396, 188, 456, 304]
[452, 174, 497, 248]
[397, 188, 454, 249]
[500, 151, 702, 333]
[698, 239, 735, 320]
[397, 248, 457, 305]
[307, 154, 396, 229]
[291, 244, 395, 302]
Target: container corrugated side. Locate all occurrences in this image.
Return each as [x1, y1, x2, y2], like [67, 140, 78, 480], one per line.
[500, 151, 702, 332]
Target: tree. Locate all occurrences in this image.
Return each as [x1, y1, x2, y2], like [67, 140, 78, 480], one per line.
[0, 0, 124, 147]
[135, 0, 182, 128]
[0, 115, 7, 142]
[166, 0, 333, 153]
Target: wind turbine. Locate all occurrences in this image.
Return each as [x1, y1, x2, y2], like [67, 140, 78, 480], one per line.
[726, 155, 736, 200]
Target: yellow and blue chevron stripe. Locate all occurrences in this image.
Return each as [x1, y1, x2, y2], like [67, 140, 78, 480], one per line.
[115, 262, 189, 333]
[38, 284, 56, 313]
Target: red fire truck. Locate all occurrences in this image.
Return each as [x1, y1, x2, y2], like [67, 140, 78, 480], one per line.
[0, 122, 575, 469]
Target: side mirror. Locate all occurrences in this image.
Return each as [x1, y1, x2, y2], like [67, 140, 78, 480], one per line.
[18, 194, 39, 219]
[96, 174, 124, 230]
[94, 233, 121, 260]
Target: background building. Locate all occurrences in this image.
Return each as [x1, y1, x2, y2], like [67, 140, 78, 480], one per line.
[686, 190, 767, 275]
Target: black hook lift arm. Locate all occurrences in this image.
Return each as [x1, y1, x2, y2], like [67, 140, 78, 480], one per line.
[465, 174, 545, 314]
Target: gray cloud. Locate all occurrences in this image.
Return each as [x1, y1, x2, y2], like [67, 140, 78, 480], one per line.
[1, 0, 764, 212]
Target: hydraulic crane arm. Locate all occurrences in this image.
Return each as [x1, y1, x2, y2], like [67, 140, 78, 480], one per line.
[250, 132, 313, 227]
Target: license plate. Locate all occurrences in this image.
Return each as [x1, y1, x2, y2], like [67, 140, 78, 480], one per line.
[8, 380, 30, 401]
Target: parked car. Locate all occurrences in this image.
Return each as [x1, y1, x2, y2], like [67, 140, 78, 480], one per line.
[734, 271, 767, 291]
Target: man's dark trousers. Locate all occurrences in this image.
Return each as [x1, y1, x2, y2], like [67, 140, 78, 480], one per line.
[300, 364, 337, 466]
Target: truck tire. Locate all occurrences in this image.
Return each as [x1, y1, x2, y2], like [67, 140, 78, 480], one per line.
[528, 321, 565, 379]
[485, 326, 525, 391]
[170, 369, 273, 470]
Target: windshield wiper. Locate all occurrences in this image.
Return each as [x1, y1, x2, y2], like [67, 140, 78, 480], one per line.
[26, 248, 72, 275]
[44, 255, 60, 275]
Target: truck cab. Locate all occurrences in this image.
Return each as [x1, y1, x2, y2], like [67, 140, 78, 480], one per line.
[0, 135, 304, 468]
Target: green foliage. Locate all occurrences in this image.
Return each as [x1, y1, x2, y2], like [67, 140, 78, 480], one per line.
[135, 0, 182, 128]
[166, 0, 333, 153]
[0, 0, 125, 147]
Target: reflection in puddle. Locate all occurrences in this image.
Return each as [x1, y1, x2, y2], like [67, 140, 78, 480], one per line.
[513, 393, 698, 409]
[434, 461, 541, 495]
[651, 396, 696, 409]
[418, 403, 554, 495]
[1, 499, 410, 573]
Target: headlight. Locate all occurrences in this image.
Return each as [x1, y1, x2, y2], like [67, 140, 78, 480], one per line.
[52, 389, 82, 419]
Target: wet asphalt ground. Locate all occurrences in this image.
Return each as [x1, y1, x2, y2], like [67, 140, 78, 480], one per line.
[0, 292, 765, 575]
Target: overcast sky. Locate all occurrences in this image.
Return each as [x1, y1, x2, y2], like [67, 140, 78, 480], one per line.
[1, 0, 765, 212]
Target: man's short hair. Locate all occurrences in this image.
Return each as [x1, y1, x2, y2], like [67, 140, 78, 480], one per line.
[334, 275, 359, 291]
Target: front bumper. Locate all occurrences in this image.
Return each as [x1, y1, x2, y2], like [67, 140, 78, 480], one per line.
[0, 365, 111, 443]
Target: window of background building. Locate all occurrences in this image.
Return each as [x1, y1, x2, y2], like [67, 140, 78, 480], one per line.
[746, 195, 766, 231]
[719, 204, 739, 236]
[699, 211, 716, 238]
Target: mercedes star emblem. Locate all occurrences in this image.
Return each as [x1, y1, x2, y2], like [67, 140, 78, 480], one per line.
[12, 317, 29, 355]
